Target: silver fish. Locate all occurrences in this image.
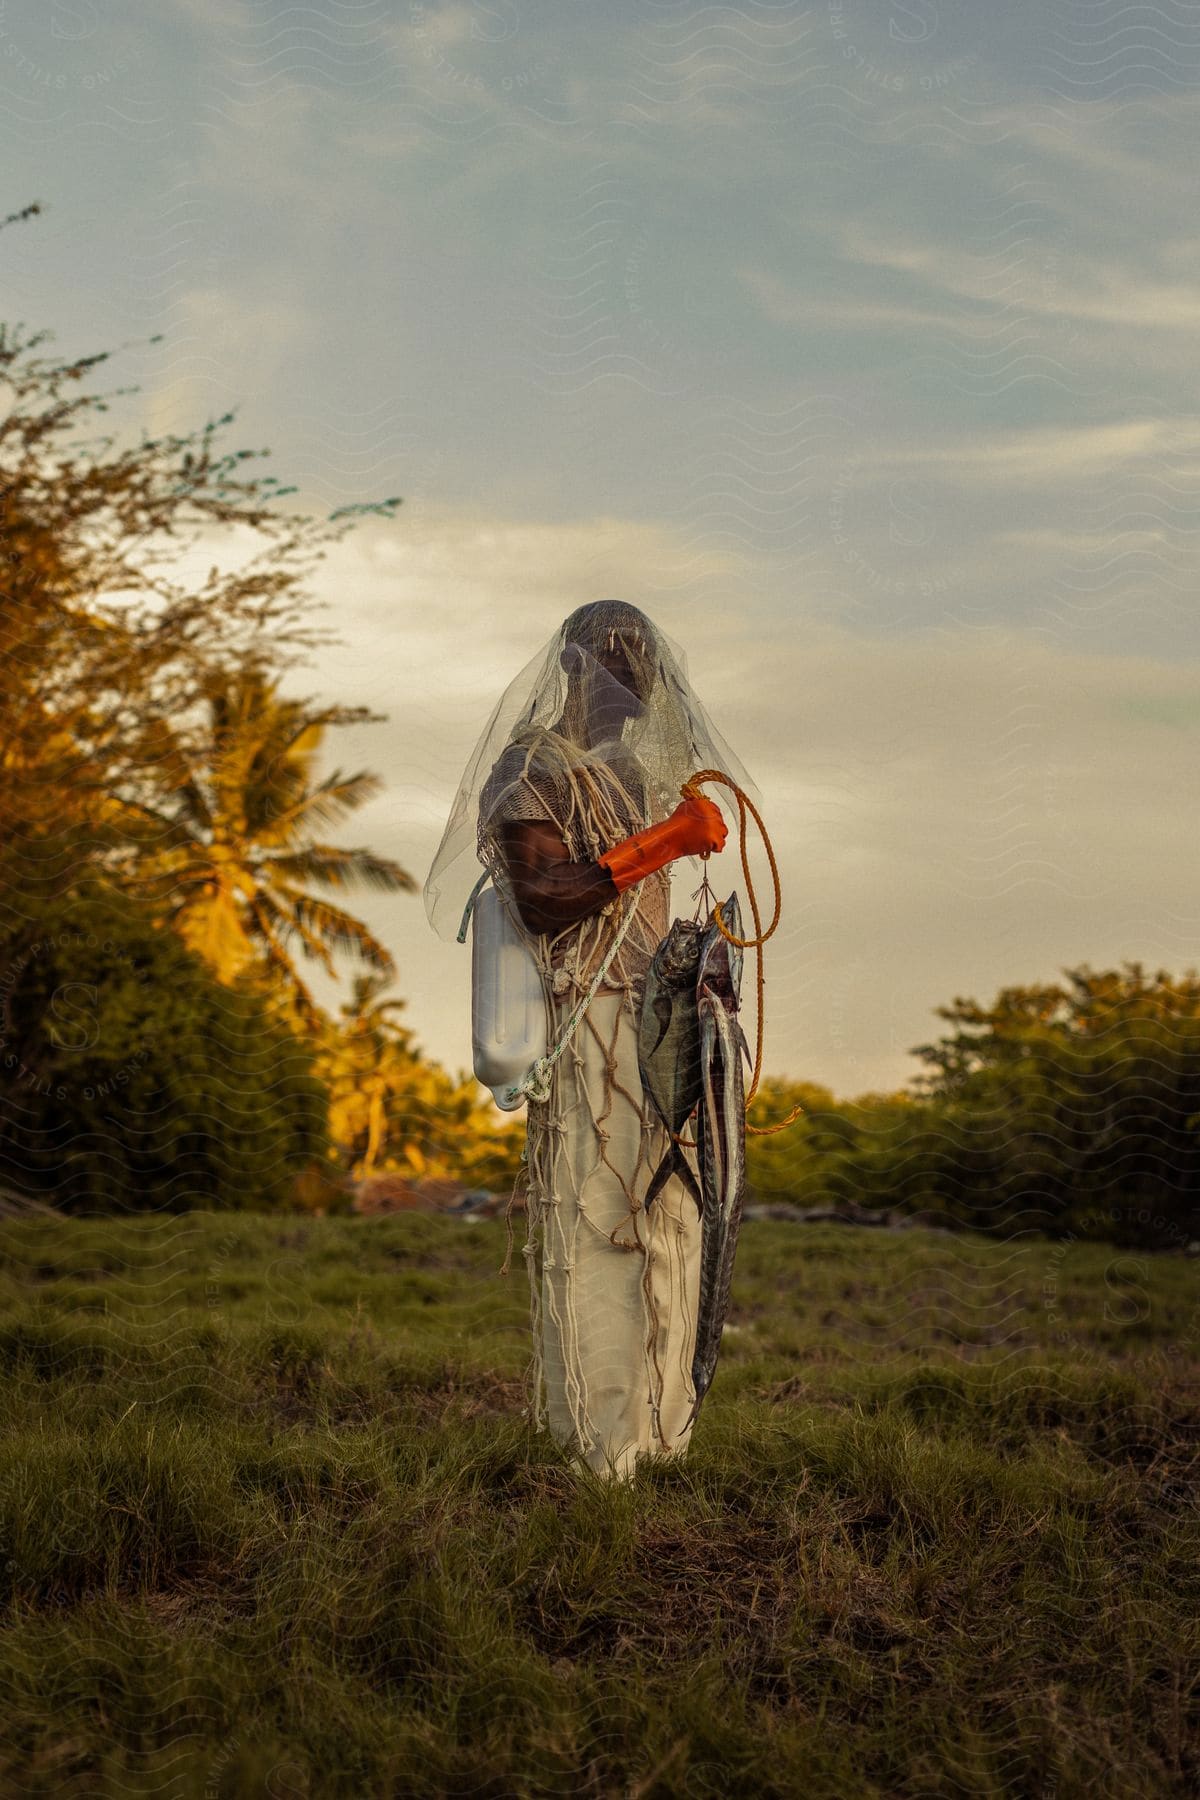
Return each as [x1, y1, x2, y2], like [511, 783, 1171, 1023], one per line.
[681, 892, 751, 1435]
[637, 915, 705, 1216]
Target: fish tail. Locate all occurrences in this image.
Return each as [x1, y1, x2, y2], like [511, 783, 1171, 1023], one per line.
[680, 1150, 704, 1220]
[642, 1153, 672, 1214]
[677, 1366, 709, 1437]
[678, 1374, 706, 1436]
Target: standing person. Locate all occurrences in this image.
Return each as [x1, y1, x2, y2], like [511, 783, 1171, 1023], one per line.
[424, 600, 757, 1480]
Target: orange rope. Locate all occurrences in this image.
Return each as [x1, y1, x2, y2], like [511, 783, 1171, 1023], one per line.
[679, 768, 803, 1139]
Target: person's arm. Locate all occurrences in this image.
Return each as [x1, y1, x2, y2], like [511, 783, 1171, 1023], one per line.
[499, 819, 619, 937]
[499, 795, 728, 938]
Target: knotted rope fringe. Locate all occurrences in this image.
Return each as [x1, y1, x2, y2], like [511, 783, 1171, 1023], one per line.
[487, 747, 696, 1474]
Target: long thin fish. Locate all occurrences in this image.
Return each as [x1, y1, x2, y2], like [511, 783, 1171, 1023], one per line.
[681, 893, 751, 1435]
[637, 916, 705, 1216]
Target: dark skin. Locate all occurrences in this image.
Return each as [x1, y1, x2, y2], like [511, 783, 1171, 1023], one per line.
[500, 817, 620, 938]
[500, 639, 643, 938]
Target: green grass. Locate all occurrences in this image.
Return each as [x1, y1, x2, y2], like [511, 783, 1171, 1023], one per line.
[0, 1210, 1196, 1798]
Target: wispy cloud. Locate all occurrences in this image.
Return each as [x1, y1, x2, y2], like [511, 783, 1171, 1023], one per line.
[738, 267, 966, 335]
[857, 417, 1200, 484]
[144, 286, 313, 438]
[835, 219, 1200, 334]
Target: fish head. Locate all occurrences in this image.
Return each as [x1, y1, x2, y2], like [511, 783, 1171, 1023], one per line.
[697, 893, 744, 1003]
[656, 918, 704, 987]
[639, 917, 705, 1133]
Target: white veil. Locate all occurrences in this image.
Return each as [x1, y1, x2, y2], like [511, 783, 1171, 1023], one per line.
[423, 599, 757, 942]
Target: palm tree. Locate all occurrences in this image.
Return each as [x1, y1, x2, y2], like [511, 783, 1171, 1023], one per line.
[117, 665, 415, 1019]
[323, 970, 415, 1178]
[312, 969, 525, 1188]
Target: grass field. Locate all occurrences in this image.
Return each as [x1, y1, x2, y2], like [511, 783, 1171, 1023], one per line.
[0, 1208, 1196, 1798]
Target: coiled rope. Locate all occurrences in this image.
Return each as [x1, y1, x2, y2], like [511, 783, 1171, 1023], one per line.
[680, 768, 803, 1138]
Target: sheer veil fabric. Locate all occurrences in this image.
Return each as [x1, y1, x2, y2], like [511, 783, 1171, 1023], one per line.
[423, 601, 756, 1477]
[423, 600, 757, 946]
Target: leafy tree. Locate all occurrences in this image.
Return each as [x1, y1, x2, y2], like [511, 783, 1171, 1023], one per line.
[0, 880, 330, 1213]
[0, 199, 400, 912]
[742, 966, 1200, 1246]
[904, 962, 1200, 1241]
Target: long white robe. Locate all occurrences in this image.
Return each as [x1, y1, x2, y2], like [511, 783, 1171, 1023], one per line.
[517, 986, 703, 1479]
[487, 732, 704, 1479]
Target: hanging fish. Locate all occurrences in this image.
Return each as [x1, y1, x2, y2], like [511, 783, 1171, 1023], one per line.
[681, 892, 751, 1435]
[637, 915, 705, 1217]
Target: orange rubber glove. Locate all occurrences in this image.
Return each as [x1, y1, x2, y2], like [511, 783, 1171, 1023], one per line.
[597, 795, 728, 892]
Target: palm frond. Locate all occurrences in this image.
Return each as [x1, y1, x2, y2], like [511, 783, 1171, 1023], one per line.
[248, 888, 338, 982]
[284, 892, 397, 975]
[262, 844, 416, 894]
[132, 715, 214, 829]
[241, 920, 325, 1032]
[255, 770, 384, 844]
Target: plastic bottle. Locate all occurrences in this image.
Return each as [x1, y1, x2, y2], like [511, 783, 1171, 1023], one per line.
[470, 882, 548, 1110]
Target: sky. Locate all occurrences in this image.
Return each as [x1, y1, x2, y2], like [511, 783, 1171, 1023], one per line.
[4, 0, 1199, 1102]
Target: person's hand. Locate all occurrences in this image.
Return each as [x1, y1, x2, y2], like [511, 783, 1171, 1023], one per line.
[670, 794, 728, 857]
[598, 793, 728, 891]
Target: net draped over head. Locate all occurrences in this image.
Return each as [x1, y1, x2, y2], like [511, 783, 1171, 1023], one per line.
[425, 598, 756, 1477]
[423, 599, 758, 942]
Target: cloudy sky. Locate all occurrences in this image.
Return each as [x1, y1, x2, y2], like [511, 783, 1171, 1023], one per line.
[5, 1, 1199, 1100]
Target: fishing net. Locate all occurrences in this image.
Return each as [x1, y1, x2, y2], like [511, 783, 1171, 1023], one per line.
[424, 599, 757, 947]
[423, 599, 756, 1477]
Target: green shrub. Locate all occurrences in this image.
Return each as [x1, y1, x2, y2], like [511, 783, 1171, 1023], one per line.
[0, 881, 329, 1212]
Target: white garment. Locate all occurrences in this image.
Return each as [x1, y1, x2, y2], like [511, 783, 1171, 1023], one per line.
[480, 724, 706, 1477]
[511, 986, 704, 1480]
